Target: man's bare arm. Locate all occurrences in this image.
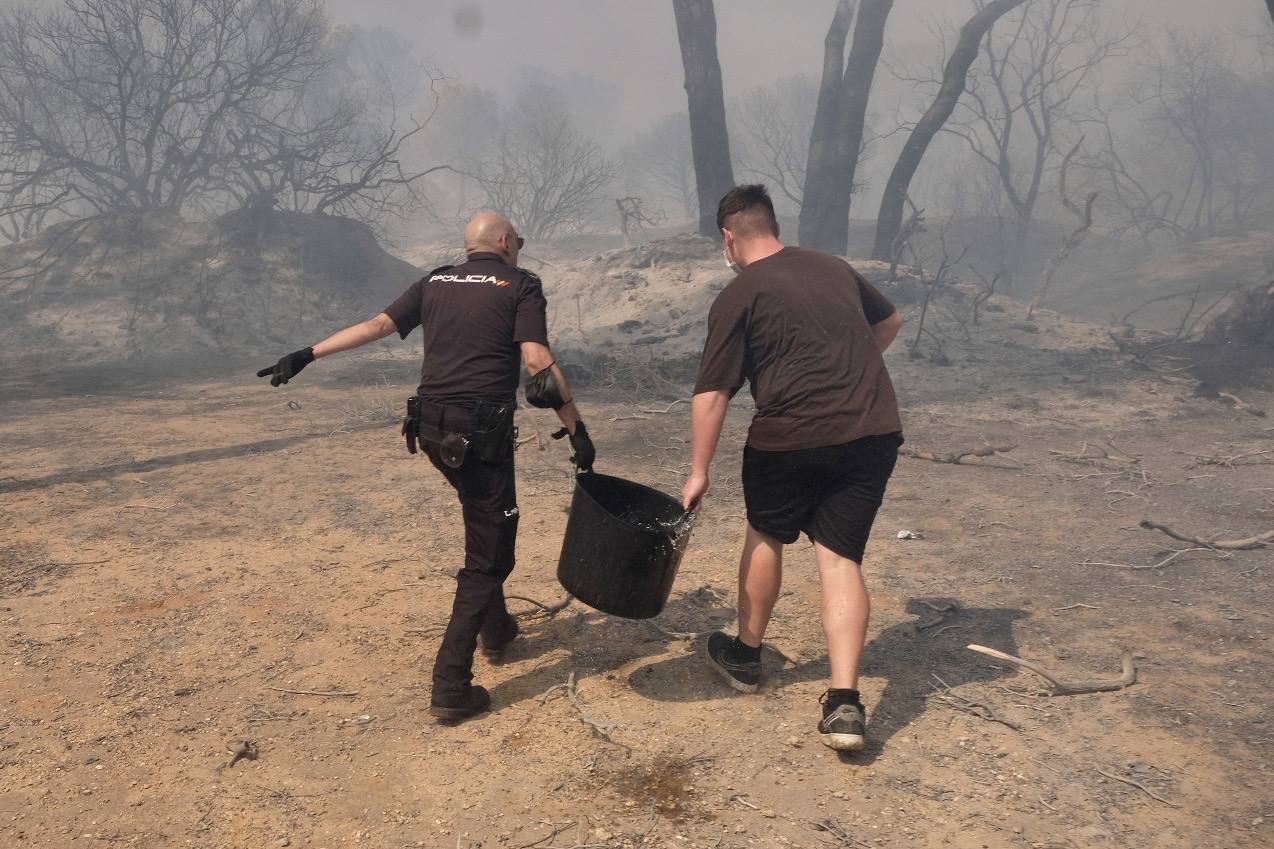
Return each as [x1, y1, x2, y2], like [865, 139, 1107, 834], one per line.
[521, 341, 582, 433]
[312, 313, 399, 359]
[681, 389, 730, 509]
[872, 311, 904, 352]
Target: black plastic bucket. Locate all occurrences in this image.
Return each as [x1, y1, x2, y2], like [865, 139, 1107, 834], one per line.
[556, 472, 694, 619]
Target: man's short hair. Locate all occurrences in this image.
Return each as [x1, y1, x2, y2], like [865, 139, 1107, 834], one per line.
[717, 184, 779, 238]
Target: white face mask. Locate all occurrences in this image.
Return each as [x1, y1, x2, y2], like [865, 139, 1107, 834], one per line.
[723, 245, 741, 273]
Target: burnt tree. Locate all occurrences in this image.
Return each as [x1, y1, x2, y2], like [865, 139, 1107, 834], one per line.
[672, 0, 735, 238]
[798, 0, 893, 255]
[872, 0, 1030, 261]
[937, 0, 1126, 281]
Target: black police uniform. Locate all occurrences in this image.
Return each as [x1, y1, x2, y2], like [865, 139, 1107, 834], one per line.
[382, 252, 550, 706]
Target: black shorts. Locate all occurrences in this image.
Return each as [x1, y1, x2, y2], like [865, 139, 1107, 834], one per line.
[742, 432, 901, 563]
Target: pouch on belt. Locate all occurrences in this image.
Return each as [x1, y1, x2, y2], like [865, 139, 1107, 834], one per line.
[405, 399, 517, 467]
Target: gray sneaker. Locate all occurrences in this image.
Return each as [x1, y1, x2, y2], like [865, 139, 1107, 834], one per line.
[818, 697, 866, 751]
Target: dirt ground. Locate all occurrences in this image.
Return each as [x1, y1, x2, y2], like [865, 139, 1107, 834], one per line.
[1, 302, 1272, 849]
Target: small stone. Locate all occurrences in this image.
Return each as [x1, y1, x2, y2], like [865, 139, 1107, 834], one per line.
[762, 809, 777, 819]
[278, 838, 291, 847]
[785, 736, 802, 748]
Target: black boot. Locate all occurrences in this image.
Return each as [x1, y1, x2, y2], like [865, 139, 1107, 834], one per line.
[429, 684, 492, 721]
[478, 615, 519, 661]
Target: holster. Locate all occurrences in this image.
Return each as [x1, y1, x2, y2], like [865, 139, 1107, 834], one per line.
[402, 396, 423, 455]
[403, 397, 517, 467]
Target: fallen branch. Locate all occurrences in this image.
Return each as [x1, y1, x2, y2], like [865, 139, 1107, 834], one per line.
[1096, 767, 1181, 808]
[507, 594, 574, 617]
[900, 444, 1020, 468]
[1139, 519, 1274, 551]
[966, 645, 1137, 696]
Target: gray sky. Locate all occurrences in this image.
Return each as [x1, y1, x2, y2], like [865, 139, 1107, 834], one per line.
[327, 0, 1263, 138]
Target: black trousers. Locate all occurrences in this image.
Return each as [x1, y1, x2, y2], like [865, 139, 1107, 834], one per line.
[424, 442, 519, 700]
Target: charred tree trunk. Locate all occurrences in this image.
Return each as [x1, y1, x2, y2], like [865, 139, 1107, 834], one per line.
[799, 0, 894, 255]
[871, 0, 1030, 260]
[798, 0, 856, 249]
[1266, 0, 1274, 25]
[672, 0, 736, 238]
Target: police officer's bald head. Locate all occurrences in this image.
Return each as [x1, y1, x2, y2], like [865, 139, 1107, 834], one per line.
[465, 212, 521, 263]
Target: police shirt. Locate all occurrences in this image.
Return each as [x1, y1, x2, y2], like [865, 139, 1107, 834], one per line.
[383, 252, 550, 404]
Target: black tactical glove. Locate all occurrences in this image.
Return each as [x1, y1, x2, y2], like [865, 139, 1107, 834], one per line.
[551, 421, 596, 472]
[256, 347, 315, 387]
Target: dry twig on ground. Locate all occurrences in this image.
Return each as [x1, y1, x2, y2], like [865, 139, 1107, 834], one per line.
[1080, 547, 1217, 571]
[640, 399, 690, 414]
[809, 818, 872, 848]
[1096, 767, 1182, 808]
[507, 593, 574, 618]
[929, 674, 1021, 731]
[543, 671, 627, 749]
[900, 444, 1020, 468]
[966, 645, 1137, 696]
[1180, 448, 1273, 469]
[266, 686, 359, 697]
[913, 600, 958, 634]
[1139, 519, 1273, 551]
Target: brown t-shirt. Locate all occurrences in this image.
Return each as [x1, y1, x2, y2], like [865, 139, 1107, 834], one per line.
[694, 246, 902, 451]
[383, 252, 549, 403]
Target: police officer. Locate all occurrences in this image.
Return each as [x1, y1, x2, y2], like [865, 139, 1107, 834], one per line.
[258, 211, 595, 721]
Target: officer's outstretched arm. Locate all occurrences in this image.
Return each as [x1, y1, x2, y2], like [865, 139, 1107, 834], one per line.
[312, 312, 399, 359]
[257, 313, 398, 387]
[521, 341, 595, 472]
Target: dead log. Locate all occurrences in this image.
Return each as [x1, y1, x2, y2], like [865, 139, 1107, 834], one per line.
[967, 645, 1137, 696]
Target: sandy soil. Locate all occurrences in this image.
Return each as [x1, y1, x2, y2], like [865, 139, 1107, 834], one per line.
[1, 292, 1272, 849]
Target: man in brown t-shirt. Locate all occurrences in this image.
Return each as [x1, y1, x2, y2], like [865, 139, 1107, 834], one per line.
[681, 185, 903, 752]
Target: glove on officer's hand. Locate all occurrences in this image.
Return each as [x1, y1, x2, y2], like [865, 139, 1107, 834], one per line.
[552, 421, 596, 472]
[256, 347, 315, 387]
